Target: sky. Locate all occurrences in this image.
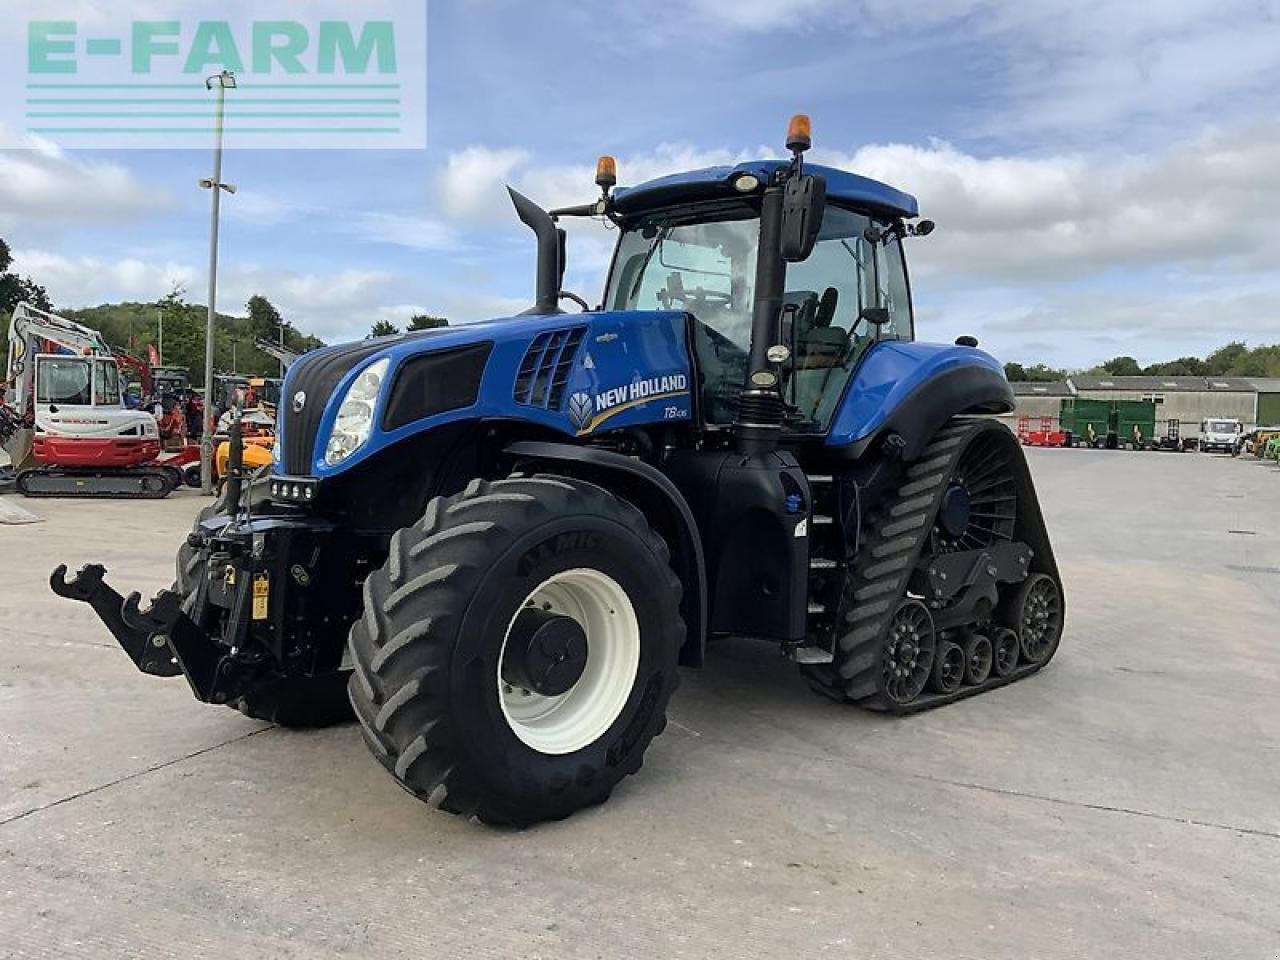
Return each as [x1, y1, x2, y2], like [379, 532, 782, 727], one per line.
[4, 0, 1280, 369]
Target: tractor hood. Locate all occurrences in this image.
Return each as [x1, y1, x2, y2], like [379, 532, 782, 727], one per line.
[275, 310, 694, 478]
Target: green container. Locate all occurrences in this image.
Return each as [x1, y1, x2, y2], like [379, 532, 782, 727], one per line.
[1061, 398, 1157, 445]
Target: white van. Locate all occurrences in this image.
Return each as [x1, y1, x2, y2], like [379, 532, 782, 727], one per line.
[1200, 418, 1242, 454]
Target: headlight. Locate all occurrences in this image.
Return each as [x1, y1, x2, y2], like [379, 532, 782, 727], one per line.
[324, 358, 389, 466]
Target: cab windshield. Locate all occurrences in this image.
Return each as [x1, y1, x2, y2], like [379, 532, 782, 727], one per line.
[604, 202, 913, 429]
[36, 356, 93, 406]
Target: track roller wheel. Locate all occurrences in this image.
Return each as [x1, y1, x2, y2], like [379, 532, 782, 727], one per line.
[930, 639, 965, 694]
[880, 599, 936, 706]
[962, 633, 993, 685]
[1011, 572, 1063, 665]
[992, 628, 1020, 677]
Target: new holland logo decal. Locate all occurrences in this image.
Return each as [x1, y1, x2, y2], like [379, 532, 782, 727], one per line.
[569, 373, 689, 435]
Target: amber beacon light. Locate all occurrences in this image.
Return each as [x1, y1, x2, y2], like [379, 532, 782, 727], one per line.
[786, 114, 812, 153]
[595, 155, 618, 190]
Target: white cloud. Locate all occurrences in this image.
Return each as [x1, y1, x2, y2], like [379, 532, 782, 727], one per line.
[346, 212, 457, 252]
[11, 247, 397, 343]
[12, 249, 196, 305]
[440, 120, 1280, 292]
[439, 146, 529, 221]
[823, 121, 1280, 283]
[0, 135, 169, 235]
[430, 118, 1280, 367]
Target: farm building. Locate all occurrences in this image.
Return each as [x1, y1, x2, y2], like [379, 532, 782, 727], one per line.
[1005, 377, 1280, 438]
[1002, 381, 1073, 434]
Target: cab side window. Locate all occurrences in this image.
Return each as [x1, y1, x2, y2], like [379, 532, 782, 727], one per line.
[782, 207, 914, 430]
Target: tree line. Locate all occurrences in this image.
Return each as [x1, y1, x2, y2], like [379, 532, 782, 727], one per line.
[1007, 342, 1280, 382]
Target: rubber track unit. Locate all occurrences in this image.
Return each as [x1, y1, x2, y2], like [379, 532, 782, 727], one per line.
[804, 418, 1061, 713]
[175, 500, 353, 728]
[345, 475, 682, 827]
[17, 465, 177, 499]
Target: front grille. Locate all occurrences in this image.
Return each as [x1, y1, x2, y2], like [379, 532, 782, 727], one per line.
[281, 341, 389, 474]
[513, 327, 586, 410]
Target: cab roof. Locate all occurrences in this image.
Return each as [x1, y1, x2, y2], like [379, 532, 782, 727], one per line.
[611, 160, 919, 219]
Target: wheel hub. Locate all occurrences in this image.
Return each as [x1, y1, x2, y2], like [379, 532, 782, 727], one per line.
[498, 568, 641, 756]
[502, 608, 588, 697]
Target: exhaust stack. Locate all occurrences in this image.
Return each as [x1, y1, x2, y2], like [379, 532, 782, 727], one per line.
[507, 187, 565, 316]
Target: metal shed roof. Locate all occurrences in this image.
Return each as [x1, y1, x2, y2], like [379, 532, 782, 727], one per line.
[1010, 380, 1073, 397]
[1068, 375, 1259, 393]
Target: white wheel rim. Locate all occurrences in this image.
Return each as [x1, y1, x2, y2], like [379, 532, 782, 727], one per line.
[498, 568, 640, 755]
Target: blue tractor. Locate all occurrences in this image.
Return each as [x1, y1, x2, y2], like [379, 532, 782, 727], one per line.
[53, 117, 1064, 826]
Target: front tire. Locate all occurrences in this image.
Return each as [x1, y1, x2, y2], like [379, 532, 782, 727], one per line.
[347, 476, 683, 826]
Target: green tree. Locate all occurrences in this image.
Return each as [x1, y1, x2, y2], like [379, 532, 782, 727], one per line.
[0, 237, 52, 313]
[1144, 356, 1205, 376]
[1228, 345, 1280, 378]
[247, 294, 284, 341]
[1204, 342, 1248, 375]
[1005, 361, 1067, 382]
[1101, 355, 1142, 376]
[369, 319, 399, 338]
[407, 313, 448, 331]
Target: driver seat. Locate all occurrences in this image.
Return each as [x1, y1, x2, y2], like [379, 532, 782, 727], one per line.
[793, 287, 847, 369]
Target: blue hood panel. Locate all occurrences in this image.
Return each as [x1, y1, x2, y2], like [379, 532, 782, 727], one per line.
[279, 310, 693, 478]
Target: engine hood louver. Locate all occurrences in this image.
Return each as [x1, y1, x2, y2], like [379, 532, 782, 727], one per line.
[514, 327, 586, 410]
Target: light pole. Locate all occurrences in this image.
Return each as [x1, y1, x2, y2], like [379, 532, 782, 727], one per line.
[199, 69, 237, 495]
[277, 319, 286, 378]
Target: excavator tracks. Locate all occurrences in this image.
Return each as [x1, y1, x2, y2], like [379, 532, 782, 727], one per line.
[16, 466, 178, 499]
[803, 418, 1064, 713]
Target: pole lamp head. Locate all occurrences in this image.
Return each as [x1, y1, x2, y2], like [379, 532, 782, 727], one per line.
[206, 70, 237, 91]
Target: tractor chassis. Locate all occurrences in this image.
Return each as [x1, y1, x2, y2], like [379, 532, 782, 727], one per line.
[52, 511, 375, 706]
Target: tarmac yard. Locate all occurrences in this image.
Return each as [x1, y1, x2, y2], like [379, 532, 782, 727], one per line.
[1, 449, 1277, 959]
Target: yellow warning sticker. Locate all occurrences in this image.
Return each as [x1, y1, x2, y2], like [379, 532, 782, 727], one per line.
[252, 575, 270, 620]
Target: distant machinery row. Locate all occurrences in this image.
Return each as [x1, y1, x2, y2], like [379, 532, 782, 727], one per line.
[1004, 376, 1280, 441]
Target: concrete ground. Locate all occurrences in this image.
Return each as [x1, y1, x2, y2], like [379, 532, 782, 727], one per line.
[1, 450, 1277, 959]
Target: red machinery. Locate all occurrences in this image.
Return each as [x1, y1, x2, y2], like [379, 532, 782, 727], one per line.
[2, 303, 192, 497]
[1018, 415, 1069, 448]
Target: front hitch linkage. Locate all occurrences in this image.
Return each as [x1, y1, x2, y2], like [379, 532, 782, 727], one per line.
[50, 563, 227, 701]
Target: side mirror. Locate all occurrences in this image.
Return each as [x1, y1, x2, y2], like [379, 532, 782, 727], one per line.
[779, 174, 826, 262]
[859, 307, 890, 327]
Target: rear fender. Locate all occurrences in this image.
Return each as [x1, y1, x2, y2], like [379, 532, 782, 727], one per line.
[827, 341, 1014, 461]
[504, 440, 707, 666]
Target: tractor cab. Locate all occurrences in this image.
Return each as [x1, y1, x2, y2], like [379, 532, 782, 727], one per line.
[603, 194, 914, 432]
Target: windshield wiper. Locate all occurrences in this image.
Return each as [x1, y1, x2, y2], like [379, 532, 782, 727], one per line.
[627, 227, 669, 303]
